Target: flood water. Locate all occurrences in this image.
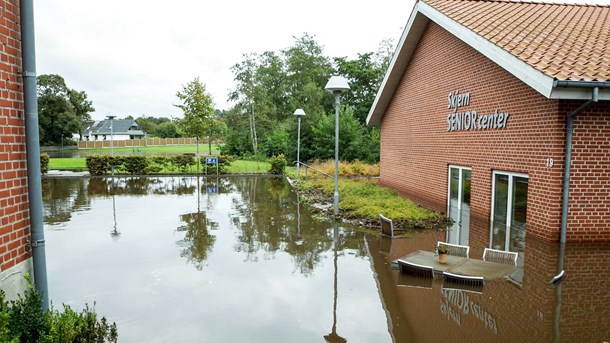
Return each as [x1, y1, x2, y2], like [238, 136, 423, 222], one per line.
[42, 176, 610, 342]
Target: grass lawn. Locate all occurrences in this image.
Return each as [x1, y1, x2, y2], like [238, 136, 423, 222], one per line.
[73, 144, 222, 156]
[49, 158, 87, 171]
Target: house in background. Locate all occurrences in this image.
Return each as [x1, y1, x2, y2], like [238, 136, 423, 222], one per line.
[82, 119, 146, 141]
[367, 0, 610, 260]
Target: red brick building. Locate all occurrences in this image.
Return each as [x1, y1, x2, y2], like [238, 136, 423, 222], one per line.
[0, 1, 32, 298]
[367, 0, 610, 259]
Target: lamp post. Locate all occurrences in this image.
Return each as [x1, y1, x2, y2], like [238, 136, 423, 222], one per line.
[107, 115, 116, 176]
[324, 76, 350, 216]
[294, 108, 306, 174]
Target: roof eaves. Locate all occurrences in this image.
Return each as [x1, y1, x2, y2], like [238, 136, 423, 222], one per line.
[367, 2, 429, 126]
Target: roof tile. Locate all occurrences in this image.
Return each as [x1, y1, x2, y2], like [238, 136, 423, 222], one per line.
[424, 0, 610, 81]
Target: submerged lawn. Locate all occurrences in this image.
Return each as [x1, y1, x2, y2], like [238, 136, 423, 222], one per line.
[293, 175, 447, 231]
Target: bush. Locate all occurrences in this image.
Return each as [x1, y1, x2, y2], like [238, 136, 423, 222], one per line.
[172, 155, 196, 172]
[200, 155, 235, 174]
[122, 156, 149, 175]
[268, 154, 287, 175]
[86, 155, 112, 176]
[0, 275, 117, 342]
[40, 153, 49, 174]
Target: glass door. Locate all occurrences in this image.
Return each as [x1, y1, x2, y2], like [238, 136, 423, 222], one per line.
[447, 166, 471, 246]
[490, 171, 528, 253]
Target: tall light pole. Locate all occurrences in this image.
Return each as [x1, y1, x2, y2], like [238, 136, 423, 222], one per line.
[325, 76, 350, 216]
[294, 108, 306, 174]
[107, 115, 116, 176]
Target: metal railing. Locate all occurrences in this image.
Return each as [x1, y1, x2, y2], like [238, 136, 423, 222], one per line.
[293, 161, 333, 178]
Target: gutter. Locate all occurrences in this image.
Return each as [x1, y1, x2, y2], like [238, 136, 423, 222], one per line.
[20, 0, 49, 310]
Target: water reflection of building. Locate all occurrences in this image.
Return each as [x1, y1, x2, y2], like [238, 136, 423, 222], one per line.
[367, 235, 610, 342]
[367, 0, 610, 262]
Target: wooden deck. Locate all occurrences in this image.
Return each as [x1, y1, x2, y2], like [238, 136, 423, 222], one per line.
[396, 250, 519, 280]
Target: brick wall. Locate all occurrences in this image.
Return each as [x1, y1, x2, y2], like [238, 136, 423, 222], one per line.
[560, 100, 610, 241]
[0, 1, 30, 272]
[379, 21, 610, 244]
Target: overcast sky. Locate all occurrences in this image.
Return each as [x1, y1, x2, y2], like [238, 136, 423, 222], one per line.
[34, 0, 610, 121]
[34, 0, 418, 120]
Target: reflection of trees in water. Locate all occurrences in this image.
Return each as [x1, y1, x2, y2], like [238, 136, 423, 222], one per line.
[176, 211, 218, 270]
[42, 178, 89, 225]
[43, 176, 233, 225]
[230, 177, 366, 276]
[87, 177, 208, 196]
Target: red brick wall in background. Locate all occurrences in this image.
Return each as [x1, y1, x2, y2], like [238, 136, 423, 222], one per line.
[379, 21, 610, 244]
[0, 1, 30, 272]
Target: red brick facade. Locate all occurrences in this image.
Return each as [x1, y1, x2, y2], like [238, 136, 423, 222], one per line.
[0, 1, 30, 272]
[379, 22, 610, 244]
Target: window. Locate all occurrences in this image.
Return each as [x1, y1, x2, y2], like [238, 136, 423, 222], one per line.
[490, 171, 528, 254]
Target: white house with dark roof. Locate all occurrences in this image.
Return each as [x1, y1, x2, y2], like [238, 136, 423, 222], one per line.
[82, 119, 146, 141]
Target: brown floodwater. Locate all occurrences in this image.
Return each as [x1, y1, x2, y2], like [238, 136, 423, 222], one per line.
[42, 176, 610, 342]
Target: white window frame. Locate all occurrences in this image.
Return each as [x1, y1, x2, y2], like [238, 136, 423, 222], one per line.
[489, 170, 528, 251]
[447, 165, 471, 244]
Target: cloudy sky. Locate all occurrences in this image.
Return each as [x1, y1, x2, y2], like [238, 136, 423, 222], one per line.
[34, 0, 418, 120]
[34, 0, 610, 120]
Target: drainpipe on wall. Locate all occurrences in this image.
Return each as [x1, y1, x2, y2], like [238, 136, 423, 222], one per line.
[20, 0, 49, 311]
[559, 86, 599, 244]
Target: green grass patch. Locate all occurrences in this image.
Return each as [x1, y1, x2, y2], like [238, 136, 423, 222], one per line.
[49, 157, 87, 171]
[77, 144, 222, 156]
[225, 160, 271, 174]
[293, 175, 448, 231]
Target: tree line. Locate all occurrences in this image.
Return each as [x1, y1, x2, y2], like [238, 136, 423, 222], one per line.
[38, 33, 393, 163]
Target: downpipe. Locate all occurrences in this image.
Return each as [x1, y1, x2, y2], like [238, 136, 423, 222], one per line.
[560, 87, 598, 244]
[20, 0, 49, 310]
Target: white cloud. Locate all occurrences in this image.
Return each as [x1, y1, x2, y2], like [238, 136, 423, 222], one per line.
[34, 0, 415, 119]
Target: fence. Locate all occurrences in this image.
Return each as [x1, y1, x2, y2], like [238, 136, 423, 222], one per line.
[78, 138, 198, 149]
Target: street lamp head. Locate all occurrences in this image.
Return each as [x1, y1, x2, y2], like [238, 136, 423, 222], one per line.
[325, 76, 350, 94]
[293, 108, 306, 118]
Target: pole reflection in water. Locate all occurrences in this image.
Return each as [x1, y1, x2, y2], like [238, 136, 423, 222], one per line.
[110, 176, 120, 239]
[295, 194, 303, 246]
[325, 224, 346, 343]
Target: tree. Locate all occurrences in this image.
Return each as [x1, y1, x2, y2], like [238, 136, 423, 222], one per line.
[156, 121, 180, 138]
[37, 74, 81, 145]
[68, 89, 94, 140]
[175, 77, 216, 155]
[311, 106, 369, 162]
[334, 51, 387, 124]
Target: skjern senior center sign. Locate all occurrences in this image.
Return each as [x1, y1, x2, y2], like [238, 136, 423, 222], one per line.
[447, 91, 509, 131]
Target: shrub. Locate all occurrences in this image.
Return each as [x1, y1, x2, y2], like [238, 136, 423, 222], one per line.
[268, 154, 287, 175]
[40, 153, 49, 174]
[86, 155, 111, 176]
[200, 155, 235, 174]
[0, 275, 117, 342]
[122, 156, 149, 175]
[172, 155, 196, 172]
